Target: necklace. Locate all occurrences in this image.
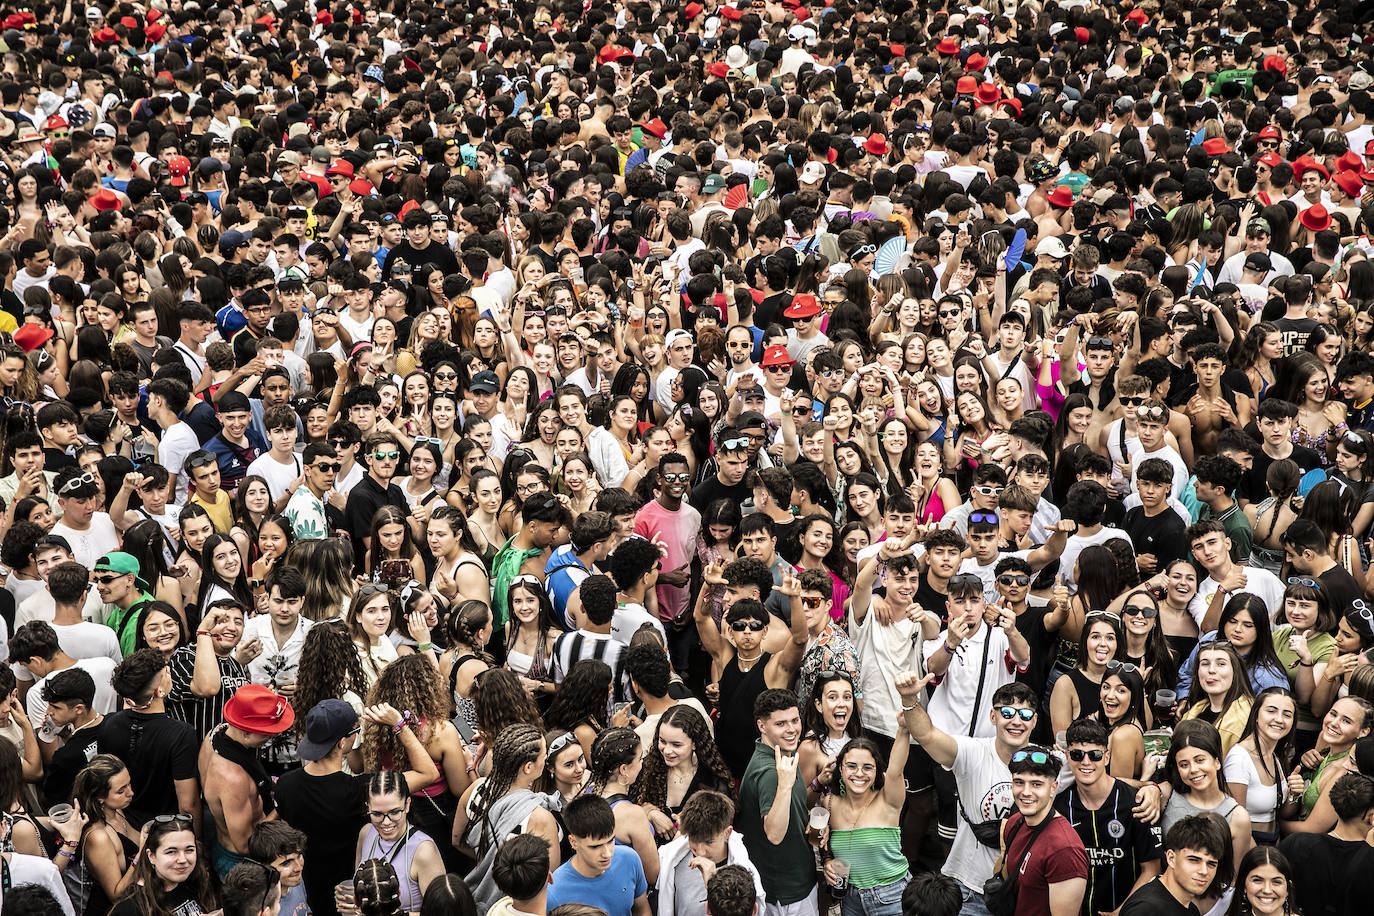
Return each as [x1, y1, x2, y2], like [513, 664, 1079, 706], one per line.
[736, 648, 763, 665]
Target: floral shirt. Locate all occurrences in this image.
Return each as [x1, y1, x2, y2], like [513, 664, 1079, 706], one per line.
[797, 621, 864, 704]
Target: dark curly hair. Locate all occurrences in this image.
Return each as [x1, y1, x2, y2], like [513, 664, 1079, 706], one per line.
[293, 621, 369, 739]
[544, 658, 612, 734]
[631, 705, 735, 809]
[472, 668, 543, 745]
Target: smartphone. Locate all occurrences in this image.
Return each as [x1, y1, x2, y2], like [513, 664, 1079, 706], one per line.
[380, 558, 410, 585]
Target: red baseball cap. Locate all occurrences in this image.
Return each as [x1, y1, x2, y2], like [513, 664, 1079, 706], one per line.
[641, 118, 668, 139]
[1256, 125, 1282, 141]
[325, 160, 355, 179]
[90, 189, 121, 212]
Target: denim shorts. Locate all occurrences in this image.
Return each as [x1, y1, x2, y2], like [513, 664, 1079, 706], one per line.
[840, 874, 909, 916]
[957, 881, 993, 916]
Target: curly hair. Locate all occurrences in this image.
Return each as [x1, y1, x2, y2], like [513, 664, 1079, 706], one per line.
[472, 668, 543, 745]
[467, 723, 545, 856]
[544, 658, 612, 733]
[364, 655, 450, 771]
[293, 621, 369, 738]
[631, 705, 735, 808]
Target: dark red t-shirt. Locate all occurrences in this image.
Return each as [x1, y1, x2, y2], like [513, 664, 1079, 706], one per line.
[1002, 811, 1089, 916]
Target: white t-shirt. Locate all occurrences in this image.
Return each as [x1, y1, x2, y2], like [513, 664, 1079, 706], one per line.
[943, 736, 1014, 892]
[49, 514, 120, 570]
[610, 601, 666, 646]
[850, 604, 921, 739]
[27, 656, 119, 739]
[159, 421, 201, 506]
[1195, 565, 1285, 626]
[1125, 440, 1190, 502]
[1058, 526, 1130, 593]
[5, 852, 76, 915]
[923, 623, 1021, 739]
[14, 587, 105, 630]
[246, 451, 303, 502]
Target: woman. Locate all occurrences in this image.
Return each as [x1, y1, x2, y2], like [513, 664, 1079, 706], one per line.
[1273, 580, 1339, 750]
[544, 658, 613, 762]
[555, 452, 601, 515]
[798, 671, 862, 793]
[1309, 605, 1374, 717]
[1281, 695, 1373, 833]
[425, 507, 490, 610]
[364, 656, 471, 873]
[520, 401, 563, 471]
[794, 514, 851, 619]
[1050, 611, 1124, 737]
[1237, 322, 1282, 402]
[366, 505, 426, 585]
[120, 518, 186, 617]
[1244, 459, 1302, 574]
[1287, 353, 1346, 464]
[588, 727, 660, 883]
[1091, 661, 1149, 782]
[694, 500, 741, 628]
[107, 815, 216, 916]
[824, 732, 911, 916]
[1053, 393, 1094, 453]
[1155, 559, 1203, 661]
[631, 705, 735, 837]
[464, 470, 507, 561]
[73, 754, 142, 915]
[911, 441, 958, 525]
[1225, 687, 1297, 844]
[470, 669, 545, 779]
[503, 577, 559, 704]
[293, 621, 372, 753]
[1226, 846, 1294, 916]
[845, 472, 885, 541]
[538, 729, 588, 808]
[230, 475, 273, 563]
[874, 416, 917, 496]
[133, 601, 189, 659]
[354, 771, 446, 914]
[1334, 429, 1374, 536]
[288, 537, 357, 622]
[1181, 641, 1256, 755]
[1112, 586, 1180, 701]
[1178, 595, 1289, 700]
[394, 440, 445, 517]
[174, 504, 215, 609]
[1157, 719, 1254, 874]
[195, 533, 253, 623]
[439, 601, 492, 742]
[247, 514, 294, 589]
[350, 583, 400, 689]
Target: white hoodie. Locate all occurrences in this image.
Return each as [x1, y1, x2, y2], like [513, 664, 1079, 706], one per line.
[656, 831, 766, 916]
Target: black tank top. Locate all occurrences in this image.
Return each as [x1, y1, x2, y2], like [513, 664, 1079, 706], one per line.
[1068, 668, 1104, 721]
[718, 652, 771, 779]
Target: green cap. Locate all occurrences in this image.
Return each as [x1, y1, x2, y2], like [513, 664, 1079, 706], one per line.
[93, 552, 140, 577]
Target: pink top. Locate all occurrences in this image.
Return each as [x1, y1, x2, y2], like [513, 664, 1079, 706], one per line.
[633, 499, 703, 624]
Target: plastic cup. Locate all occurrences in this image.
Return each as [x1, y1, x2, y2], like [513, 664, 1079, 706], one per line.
[47, 804, 73, 824]
[807, 806, 829, 846]
[1155, 689, 1177, 708]
[335, 880, 356, 916]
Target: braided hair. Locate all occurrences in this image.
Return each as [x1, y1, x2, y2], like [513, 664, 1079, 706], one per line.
[588, 726, 642, 792]
[468, 723, 545, 856]
[354, 858, 404, 916]
[363, 655, 450, 772]
[631, 705, 735, 809]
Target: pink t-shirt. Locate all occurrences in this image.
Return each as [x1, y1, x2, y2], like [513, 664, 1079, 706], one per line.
[633, 499, 702, 624]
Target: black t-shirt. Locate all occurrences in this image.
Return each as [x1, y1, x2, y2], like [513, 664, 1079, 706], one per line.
[109, 883, 209, 916]
[1240, 443, 1324, 504]
[43, 725, 100, 807]
[690, 475, 749, 512]
[1275, 317, 1318, 357]
[1013, 600, 1057, 700]
[755, 291, 792, 330]
[275, 768, 370, 916]
[1318, 565, 1363, 614]
[913, 569, 950, 624]
[1120, 878, 1200, 916]
[1056, 780, 1165, 916]
[1279, 831, 1367, 916]
[95, 710, 199, 827]
[1122, 505, 1190, 567]
[381, 238, 460, 279]
[343, 475, 410, 574]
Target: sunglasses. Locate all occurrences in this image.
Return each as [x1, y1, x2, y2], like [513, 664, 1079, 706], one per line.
[1351, 600, 1374, 629]
[356, 583, 390, 600]
[151, 814, 194, 827]
[730, 619, 767, 632]
[93, 573, 127, 585]
[1105, 660, 1140, 675]
[972, 485, 1004, 497]
[661, 472, 691, 483]
[939, 308, 961, 318]
[726, 341, 751, 349]
[765, 364, 792, 373]
[1287, 576, 1319, 588]
[997, 574, 1030, 587]
[1068, 748, 1105, 762]
[998, 706, 1036, 722]
[720, 437, 751, 451]
[1136, 405, 1168, 422]
[849, 244, 877, 259]
[969, 511, 999, 525]
[1086, 610, 1122, 624]
[548, 732, 577, 755]
[1086, 337, 1116, 350]
[435, 372, 458, 380]
[1119, 396, 1144, 407]
[801, 596, 826, 609]
[311, 461, 342, 473]
[188, 453, 217, 469]
[58, 472, 97, 495]
[947, 573, 984, 594]
[370, 451, 400, 460]
[1122, 603, 1158, 619]
[1011, 749, 1054, 764]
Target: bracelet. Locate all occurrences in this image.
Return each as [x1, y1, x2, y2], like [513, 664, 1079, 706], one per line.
[197, 631, 212, 637]
[417, 642, 432, 652]
[1298, 660, 1314, 667]
[57, 848, 74, 860]
[62, 839, 78, 848]
[900, 702, 921, 712]
[942, 641, 958, 656]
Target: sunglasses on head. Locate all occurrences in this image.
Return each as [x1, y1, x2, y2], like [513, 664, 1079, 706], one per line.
[730, 619, 767, 632]
[1105, 660, 1140, 675]
[548, 732, 577, 755]
[58, 472, 97, 495]
[720, 437, 751, 451]
[947, 573, 984, 595]
[1287, 576, 1320, 588]
[849, 244, 877, 259]
[998, 706, 1036, 721]
[1136, 405, 1167, 422]
[1068, 748, 1105, 762]
[1086, 610, 1122, 624]
[188, 453, 216, 469]
[969, 511, 999, 525]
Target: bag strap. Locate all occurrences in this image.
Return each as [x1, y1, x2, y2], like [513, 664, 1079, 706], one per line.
[967, 629, 994, 737]
[999, 352, 1021, 382]
[1002, 814, 1052, 881]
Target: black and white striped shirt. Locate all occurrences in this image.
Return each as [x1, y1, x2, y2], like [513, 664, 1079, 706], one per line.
[167, 645, 250, 739]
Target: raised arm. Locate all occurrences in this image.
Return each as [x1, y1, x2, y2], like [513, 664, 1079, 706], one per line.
[895, 671, 959, 769]
[767, 569, 809, 686]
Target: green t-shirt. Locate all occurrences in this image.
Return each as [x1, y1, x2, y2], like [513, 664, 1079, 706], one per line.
[1273, 626, 1336, 729]
[106, 593, 156, 656]
[738, 740, 816, 905]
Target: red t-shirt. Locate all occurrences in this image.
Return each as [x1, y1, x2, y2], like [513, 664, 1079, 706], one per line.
[1002, 812, 1089, 916]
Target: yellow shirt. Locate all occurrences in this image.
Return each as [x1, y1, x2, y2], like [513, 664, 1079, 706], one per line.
[191, 488, 234, 534]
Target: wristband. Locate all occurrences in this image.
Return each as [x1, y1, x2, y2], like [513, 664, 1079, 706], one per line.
[62, 839, 78, 848]
[57, 848, 75, 860]
[197, 631, 212, 637]
[900, 702, 921, 712]
[942, 641, 957, 656]
[1298, 660, 1314, 667]
[417, 642, 433, 652]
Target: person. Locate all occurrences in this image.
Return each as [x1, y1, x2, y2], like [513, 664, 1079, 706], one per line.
[1178, 641, 1255, 756]
[354, 769, 447, 912]
[106, 814, 217, 916]
[738, 688, 817, 916]
[343, 431, 411, 574]
[95, 649, 201, 827]
[283, 442, 338, 541]
[898, 873, 963, 916]
[1120, 815, 1231, 916]
[1280, 696, 1373, 834]
[198, 683, 296, 877]
[632, 452, 700, 654]
[1158, 720, 1253, 874]
[707, 865, 764, 916]
[1225, 687, 1298, 844]
[1279, 770, 1374, 916]
[1055, 718, 1164, 914]
[221, 860, 283, 916]
[546, 794, 651, 916]
[657, 790, 766, 916]
[247, 820, 311, 916]
[167, 599, 253, 737]
[1225, 846, 1296, 916]
[823, 733, 912, 916]
[490, 833, 553, 916]
[996, 744, 1087, 916]
[276, 699, 438, 916]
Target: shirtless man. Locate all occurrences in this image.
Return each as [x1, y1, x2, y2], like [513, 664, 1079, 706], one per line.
[198, 683, 295, 878]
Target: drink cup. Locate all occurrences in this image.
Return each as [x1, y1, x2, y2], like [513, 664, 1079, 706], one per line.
[335, 880, 357, 916]
[806, 806, 829, 847]
[47, 804, 73, 824]
[829, 858, 850, 894]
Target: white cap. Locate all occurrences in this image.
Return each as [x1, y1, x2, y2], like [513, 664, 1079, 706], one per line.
[800, 161, 827, 184]
[788, 24, 809, 41]
[1037, 236, 1070, 260]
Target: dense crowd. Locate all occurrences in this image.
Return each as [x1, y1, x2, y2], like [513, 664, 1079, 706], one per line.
[0, 1, 1373, 916]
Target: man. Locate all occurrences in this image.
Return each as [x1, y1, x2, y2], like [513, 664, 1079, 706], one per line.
[737, 689, 816, 916]
[1279, 771, 1374, 916]
[37, 401, 81, 472]
[633, 453, 700, 644]
[206, 392, 267, 493]
[1186, 520, 1284, 632]
[1126, 401, 1190, 501]
[553, 573, 630, 701]
[545, 511, 615, 629]
[1282, 519, 1364, 613]
[9, 620, 117, 751]
[999, 744, 1087, 916]
[794, 569, 862, 704]
[1239, 399, 1322, 505]
[199, 683, 294, 877]
[625, 643, 711, 747]
[1055, 719, 1163, 914]
[1120, 816, 1230, 916]
[1191, 455, 1252, 561]
[50, 466, 119, 568]
[341, 431, 410, 572]
[247, 405, 303, 506]
[547, 795, 650, 916]
[895, 672, 1037, 913]
[15, 535, 105, 629]
[284, 442, 338, 541]
[172, 301, 216, 389]
[1272, 276, 1318, 356]
[126, 302, 174, 378]
[147, 377, 199, 505]
[490, 833, 553, 916]
[492, 492, 568, 629]
[1123, 457, 1190, 576]
[222, 860, 283, 916]
[1216, 218, 1294, 287]
[0, 431, 56, 515]
[1335, 351, 1374, 433]
[604, 534, 668, 645]
[96, 649, 200, 826]
[185, 449, 233, 533]
[276, 699, 436, 916]
[39, 667, 103, 805]
[91, 551, 155, 655]
[657, 791, 766, 916]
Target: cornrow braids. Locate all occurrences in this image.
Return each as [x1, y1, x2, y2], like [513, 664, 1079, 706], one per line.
[588, 726, 642, 792]
[354, 858, 403, 916]
[363, 655, 450, 772]
[470, 723, 546, 856]
[631, 705, 736, 809]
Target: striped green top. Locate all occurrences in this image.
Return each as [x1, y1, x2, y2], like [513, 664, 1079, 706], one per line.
[828, 827, 908, 889]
